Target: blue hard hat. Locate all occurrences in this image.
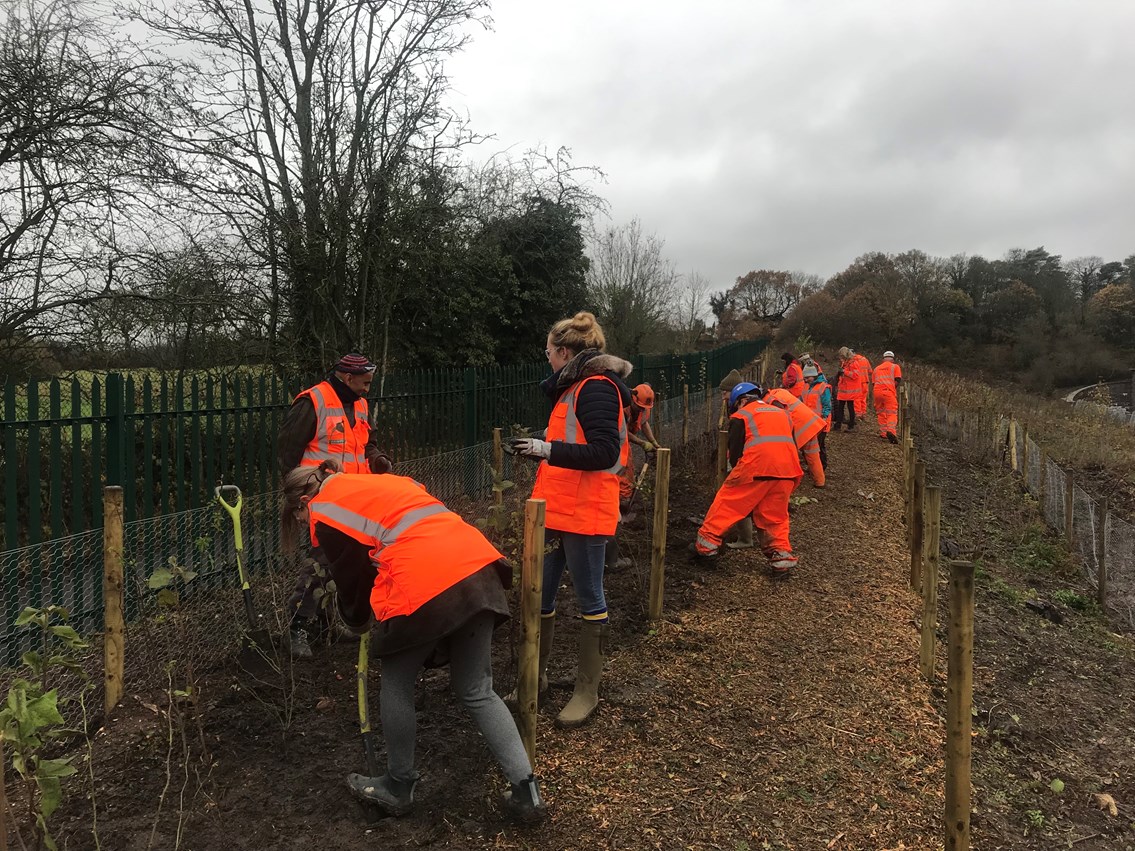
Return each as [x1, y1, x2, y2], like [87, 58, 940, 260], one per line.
[729, 382, 760, 409]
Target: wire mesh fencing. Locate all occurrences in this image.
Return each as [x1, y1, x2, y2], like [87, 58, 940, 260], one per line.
[909, 383, 1135, 630]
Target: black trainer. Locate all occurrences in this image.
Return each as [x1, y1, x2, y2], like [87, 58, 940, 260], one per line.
[503, 775, 548, 825]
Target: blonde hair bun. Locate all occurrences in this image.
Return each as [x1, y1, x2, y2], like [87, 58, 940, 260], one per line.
[549, 311, 606, 353]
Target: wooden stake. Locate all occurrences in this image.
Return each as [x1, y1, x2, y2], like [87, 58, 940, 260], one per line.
[920, 486, 942, 682]
[1097, 496, 1108, 611]
[945, 559, 975, 850]
[1021, 425, 1029, 490]
[518, 499, 546, 764]
[910, 460, 926, 595]
[682, 384, 689, 444]
[1064, 471, 1075, 545]
[103, 485, 125, 714]
[1008, 417, 1018, 473]
[716, 430, 729, 487]
[648, 449, 672, 620]
[492, 428, 504, 507]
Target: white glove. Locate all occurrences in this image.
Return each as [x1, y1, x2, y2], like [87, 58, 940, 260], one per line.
[506, 437, 552, 460]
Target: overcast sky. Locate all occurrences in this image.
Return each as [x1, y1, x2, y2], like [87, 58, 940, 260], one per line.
[445, 0, 1135, 288]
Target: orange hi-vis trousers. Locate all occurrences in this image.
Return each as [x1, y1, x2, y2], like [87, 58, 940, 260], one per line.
[696, 477, 799, 556]
[854, 389, 868, 417]
[801, 437, 825, 486]
[874, 388, 898, 437]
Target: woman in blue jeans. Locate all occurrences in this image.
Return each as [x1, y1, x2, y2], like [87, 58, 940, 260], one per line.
[507, 311, 631, 727]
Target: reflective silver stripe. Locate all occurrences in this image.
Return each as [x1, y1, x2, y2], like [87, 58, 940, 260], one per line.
[560, 378, 628, 474]
[785, 398, 822, 435]
[315, 501, 451, 546]
[696, 535, 718, 553]
[744, 434, 796, 450]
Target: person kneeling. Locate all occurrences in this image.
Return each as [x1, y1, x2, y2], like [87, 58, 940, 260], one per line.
[281, 461, 547, 824]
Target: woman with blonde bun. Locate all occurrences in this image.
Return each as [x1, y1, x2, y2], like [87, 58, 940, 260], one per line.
[505, 311, 632, 727]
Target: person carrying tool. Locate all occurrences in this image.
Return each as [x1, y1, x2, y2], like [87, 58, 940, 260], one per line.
[279, 461, 547, 824]
[506, 311, 631, 729]
[851, 350, 872, 419]
[779, 352, 805, 398]
[764, 386, 826, 488]
[690, 382, 803, 579]
[801, 364, 832, 472]
[277, 353, 394, 658]
[872, 350, 903, 444]
[607, 382, 661, 569]
[832, 347, 861, 431]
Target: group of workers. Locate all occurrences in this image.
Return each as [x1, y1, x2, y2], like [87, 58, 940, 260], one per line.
[273, 319, 902, 826]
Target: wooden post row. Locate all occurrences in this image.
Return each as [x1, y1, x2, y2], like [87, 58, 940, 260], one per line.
[518, 499, 546, 764]
[1008, 417, 1018, 473]
[103, 486, 125, 714]
[920, 486, 942, 682]
[910, 460, 926, 595]
[945, 560, 975, 850]
[648, 449, 672, 621]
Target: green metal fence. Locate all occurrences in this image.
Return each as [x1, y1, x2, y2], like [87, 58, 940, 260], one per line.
[0, 339, 766, 550]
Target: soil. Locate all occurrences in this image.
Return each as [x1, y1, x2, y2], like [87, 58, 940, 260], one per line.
[34, 416, 1135, 850]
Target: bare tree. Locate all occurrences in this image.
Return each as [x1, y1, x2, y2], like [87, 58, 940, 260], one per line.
[586, 218, 679, 357]
[0, 0, 173, 371]
[1065, 255, 1105, 321]
[671, 272, 711, 351]
[138, 0, 490, 372]
[730, 269, 816, 324]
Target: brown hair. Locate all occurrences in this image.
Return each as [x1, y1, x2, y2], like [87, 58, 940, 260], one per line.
[279, 460, 341, 550]
[548, 311, 606, 354]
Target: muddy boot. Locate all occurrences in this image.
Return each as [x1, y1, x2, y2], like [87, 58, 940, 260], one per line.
[504, 613, 555, 707]
[725, 517, 754, 550]
[288, 618, 314, 659]
[555, 620, 607, 729]
[347, 772, 419, 817]
[503, 775, 548, 825]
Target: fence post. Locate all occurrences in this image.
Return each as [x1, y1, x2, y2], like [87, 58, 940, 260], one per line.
[106, 373, 126, 486]
[945, 559, 975, 850]
[648, 448, 672, 620]
[1008, 417, 1018, 474]
[492, 428, 504, 507]
[103, 486, 125, 714]
[518, 499, 546, 764]
[1064, 471, 1075, 546]
[1020, 425, 1029, 490]
[920, 486, 942, 682]
[682, 384, 689, 444]
[904, 440, 915, 532]
[463, 368, 478, 495]
[716, 430, 728, 487]
[910, 460, 926, 594]
[1097, 496, 1108, 611]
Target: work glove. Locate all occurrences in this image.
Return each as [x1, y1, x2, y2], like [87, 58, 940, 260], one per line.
[504, 437, 552, 460]
[643, 442, 659, 453]
[368, 453, 394, 474]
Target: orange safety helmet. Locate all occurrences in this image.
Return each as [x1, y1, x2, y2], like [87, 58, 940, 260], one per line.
[632, 383, 655, 409]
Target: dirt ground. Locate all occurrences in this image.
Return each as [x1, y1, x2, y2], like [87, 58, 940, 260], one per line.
[40, 410, 1135, 850]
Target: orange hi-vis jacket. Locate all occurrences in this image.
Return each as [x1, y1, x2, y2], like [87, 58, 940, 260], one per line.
[727, 400, 803, 482]
[781, 362, 804, 398]
[872, 360, 902, 392]
[765, 388, 825, 448]
[308, 474, 503, 623]
[532, 374, 629, 537]
[853, 354, 871, 393]
[296, 381, 371, 473]
[802, 379, 832, 432]
[836, 359, 863, 400]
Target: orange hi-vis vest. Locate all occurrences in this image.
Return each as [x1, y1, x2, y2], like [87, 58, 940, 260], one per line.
[531, 374, 629, 537]
[837, 359, 862, 400]
[728, 401, 803, 481]
[765, 388, 825, 447]
[872, 360, 902, 392]
[296, 381, 371, 473]
[853, 354, 871, 390]
[781, 362, 804, 398]
[803, 379, 832, 432]
[308, 474, 503, 623]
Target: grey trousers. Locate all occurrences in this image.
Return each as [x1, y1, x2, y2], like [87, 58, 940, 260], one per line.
[379, 610, 532, 785]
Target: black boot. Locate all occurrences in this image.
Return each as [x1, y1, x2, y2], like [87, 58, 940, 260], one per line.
[503, 775, 548, 824]
[687, 542, 720, 563]
[887, 432, 899, 445]
[347, 772, 419, 817]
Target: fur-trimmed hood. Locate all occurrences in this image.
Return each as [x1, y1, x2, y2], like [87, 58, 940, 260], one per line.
[541, 348, 633, 404]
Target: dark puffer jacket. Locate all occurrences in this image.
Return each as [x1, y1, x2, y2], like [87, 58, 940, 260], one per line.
[541, 349, 633, 470]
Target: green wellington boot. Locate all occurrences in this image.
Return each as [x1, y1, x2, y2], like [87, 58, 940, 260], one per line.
[554, 620, 607, 729]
